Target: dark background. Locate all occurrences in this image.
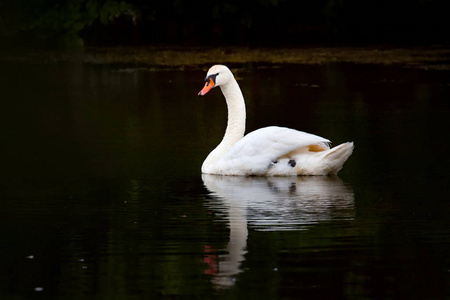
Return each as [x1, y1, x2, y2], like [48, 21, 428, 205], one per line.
[1, 0, 449, 49]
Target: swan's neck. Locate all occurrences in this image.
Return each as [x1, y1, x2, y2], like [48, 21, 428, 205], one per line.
[202, 79, 246, 172]
[221, 80, 246, 146]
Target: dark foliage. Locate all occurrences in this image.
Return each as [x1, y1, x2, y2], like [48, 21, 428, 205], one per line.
[1, 0, 449, 48]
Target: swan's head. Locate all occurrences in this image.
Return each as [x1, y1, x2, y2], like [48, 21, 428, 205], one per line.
[198, 65, 234, 96]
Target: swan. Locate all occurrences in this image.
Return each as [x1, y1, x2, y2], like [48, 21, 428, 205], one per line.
[198, 65, 354, 176]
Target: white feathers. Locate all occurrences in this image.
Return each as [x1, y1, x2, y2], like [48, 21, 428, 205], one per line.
[214, 126, 330, 175]
[199, 65, 354, 176]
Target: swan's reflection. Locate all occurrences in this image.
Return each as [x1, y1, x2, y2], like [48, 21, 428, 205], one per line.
[202, 174, 354, 288]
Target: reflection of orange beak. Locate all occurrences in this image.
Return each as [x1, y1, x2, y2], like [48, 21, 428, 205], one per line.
[198, 78, 215, 96]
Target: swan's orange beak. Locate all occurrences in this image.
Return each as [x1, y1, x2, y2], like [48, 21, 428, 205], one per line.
[198, 78, 215, 96]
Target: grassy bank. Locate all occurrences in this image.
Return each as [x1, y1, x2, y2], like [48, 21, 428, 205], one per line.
[1, 46, 450, 70]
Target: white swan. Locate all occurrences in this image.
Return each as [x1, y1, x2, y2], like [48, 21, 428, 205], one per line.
[198, 65, 354, 176]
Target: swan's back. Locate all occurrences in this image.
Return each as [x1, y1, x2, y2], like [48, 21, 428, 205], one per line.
[209, 126, 349, 176]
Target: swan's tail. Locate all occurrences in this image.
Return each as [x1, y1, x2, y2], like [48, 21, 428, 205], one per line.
[321, 142, 354, 175]
[291, 142, 354, 175]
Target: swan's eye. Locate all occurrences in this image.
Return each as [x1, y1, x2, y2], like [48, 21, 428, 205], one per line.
[205, 73, 219, 84]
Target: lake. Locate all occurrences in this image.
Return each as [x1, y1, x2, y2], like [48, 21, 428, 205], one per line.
[0, 60, 449, 299]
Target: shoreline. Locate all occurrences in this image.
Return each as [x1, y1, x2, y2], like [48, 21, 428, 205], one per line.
[1, 45, 449, 70]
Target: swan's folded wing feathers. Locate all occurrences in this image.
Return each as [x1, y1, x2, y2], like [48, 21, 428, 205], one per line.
[217, 126, 330, 174]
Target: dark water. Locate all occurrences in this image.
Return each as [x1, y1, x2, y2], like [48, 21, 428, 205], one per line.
[1, 61, 449, 299]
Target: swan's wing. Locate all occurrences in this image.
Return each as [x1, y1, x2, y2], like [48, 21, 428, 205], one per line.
[216, 126, 330, 175]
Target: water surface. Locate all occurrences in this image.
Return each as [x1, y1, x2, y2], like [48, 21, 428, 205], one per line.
[0, 61, 449, 299]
